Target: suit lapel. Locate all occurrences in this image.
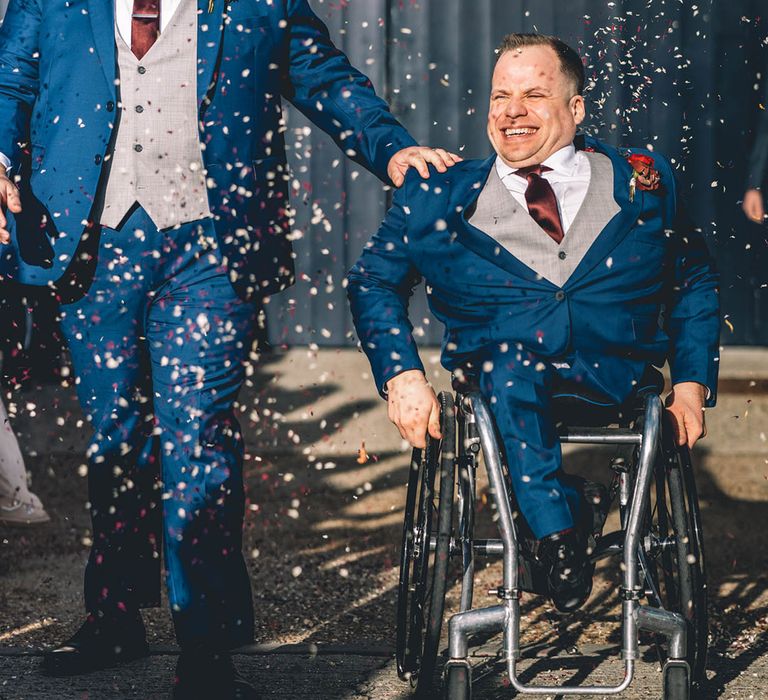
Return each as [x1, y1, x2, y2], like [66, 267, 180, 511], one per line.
[197, 0, 227, 111]
[457, 155, 553, 285]
[87, 0, 117, 91]
[565, 138, 643, 287]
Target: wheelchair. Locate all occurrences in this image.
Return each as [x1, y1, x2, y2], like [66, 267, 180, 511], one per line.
[395, 367, 708, 699]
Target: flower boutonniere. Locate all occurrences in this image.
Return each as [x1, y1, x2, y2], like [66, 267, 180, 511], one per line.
[627, 152, 660, 202]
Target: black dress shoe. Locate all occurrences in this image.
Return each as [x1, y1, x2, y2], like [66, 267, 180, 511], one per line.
[173, 651, 259, 700]
[41, 612, 149, 676]
[538, 528, 594, 613]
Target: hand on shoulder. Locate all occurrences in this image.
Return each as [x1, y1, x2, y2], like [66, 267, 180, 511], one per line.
[387, 146, 463, 187]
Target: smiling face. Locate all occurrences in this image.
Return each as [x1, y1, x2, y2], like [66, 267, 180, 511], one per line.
[487, 45, 585, 168]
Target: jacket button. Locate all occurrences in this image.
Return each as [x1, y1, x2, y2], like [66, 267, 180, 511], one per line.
[555, 290, 566, 301]
[558, 251, 567, 260]
[106, 101, 115, 112]
[94, 154, 102, 165]
[138, 66, 147, 75]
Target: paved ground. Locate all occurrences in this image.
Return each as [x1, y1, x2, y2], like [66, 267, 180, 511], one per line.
[0, 347, 766, 699]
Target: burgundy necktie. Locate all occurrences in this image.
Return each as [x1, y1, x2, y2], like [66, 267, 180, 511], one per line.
[515, 165, 565, 244]
[131, 0, 160, 60]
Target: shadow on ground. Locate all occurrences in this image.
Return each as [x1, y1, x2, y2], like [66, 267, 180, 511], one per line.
[0, 352, 766, 698]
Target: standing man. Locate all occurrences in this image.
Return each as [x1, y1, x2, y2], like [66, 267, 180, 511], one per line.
[348, 33, 719, 615]
[0, 1, 457, 697]
[743, 72, 768, 224]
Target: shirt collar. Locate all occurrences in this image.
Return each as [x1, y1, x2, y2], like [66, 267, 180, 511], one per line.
[495, 143, 578, 181]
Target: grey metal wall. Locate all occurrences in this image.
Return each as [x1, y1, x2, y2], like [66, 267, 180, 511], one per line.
[0, 0, 758, 345]
[265, 0, 391, 348]
[268, 0, 768, 347]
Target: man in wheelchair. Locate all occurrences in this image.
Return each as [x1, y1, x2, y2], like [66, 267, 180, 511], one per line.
[346, 33, 719, 615]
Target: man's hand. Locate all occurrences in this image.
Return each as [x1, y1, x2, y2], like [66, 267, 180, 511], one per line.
[743, 188, 765, 224]
[385, 369, 442, 448]
[387, 146, 463, 187]
[0, 168, 21, 245]
[665, 381, 707, 450]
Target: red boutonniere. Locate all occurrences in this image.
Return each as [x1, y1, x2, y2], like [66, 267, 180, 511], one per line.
[627, 153, 660, 202]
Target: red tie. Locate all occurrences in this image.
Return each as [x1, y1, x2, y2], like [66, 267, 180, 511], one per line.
[131, 0, 160, 60]
[515, 165, 565, 244]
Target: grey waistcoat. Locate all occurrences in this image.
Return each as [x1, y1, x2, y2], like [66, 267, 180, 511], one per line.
[98, 0, 212, 230]
[468, 152, 620, 287]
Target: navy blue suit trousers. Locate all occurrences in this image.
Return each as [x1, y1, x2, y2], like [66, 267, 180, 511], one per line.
[59, 207, 258, 649]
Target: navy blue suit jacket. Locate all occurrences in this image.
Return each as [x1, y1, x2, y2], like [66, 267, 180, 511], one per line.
[0, 0, 416, 298]
[347, 137, 720, 406]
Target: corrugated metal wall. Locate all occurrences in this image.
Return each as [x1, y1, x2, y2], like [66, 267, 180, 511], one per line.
[267, 0, 768, 348]
[0, 0, 762, 346]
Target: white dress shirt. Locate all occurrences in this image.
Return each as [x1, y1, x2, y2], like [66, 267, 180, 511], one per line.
[0, 0, 182, 172]
[495, 144, 591, 234]
[116, 0, 182, 45]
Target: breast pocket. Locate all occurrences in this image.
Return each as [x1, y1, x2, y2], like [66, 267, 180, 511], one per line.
[227, 14, 271, 35]
[223, 13, 275, 90]
[630, 228, 671, 272]
[632, 226, 669, 249]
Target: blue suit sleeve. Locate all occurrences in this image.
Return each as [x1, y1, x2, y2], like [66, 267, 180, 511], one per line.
[346, 178, 424, 397]
[745, 77, 768, 190]
[281, 0, 417, 184]
[0, 0, 41, 168]
[663, 163, 721, 406]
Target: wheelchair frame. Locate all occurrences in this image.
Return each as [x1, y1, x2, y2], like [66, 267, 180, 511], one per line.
[396, 386, 708, 699]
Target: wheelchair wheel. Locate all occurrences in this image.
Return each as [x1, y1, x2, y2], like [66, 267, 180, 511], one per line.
[663, 661, 691, 700]
[396, 392, 456, 695]
[643, 417, 708, 693]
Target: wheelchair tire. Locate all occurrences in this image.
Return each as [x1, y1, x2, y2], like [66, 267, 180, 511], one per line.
[644, 416, 708, 693]
[396, 392, 456, 696]
[662, 662, 690, 700]
[444, 664, 471, 700]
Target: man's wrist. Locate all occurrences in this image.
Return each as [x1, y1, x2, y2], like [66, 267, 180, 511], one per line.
[384, 369, 427, 396]
[671, 380, 708, 400]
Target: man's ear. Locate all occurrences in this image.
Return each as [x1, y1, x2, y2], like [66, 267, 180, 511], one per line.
[570, 94, 586, 126]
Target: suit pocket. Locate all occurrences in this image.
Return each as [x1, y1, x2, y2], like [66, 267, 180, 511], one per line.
[241, 16, 270, 27]
[632, 230, 667, 249]
[228, 14, 271, 31]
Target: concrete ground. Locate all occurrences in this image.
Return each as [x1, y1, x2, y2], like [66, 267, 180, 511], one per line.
[0, 346, 766, 699]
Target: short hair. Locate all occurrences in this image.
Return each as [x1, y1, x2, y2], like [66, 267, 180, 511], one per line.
[495, 33, 585, 96]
